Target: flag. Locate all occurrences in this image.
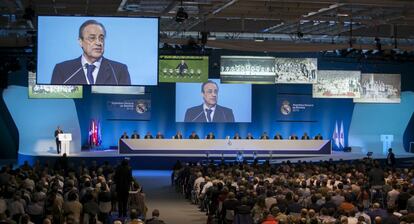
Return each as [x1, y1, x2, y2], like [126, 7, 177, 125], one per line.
[332, 121, 340, 148]
[339, 120, 345, 148]
[96, 120, 102, 146]
[88, 119, 102, 147]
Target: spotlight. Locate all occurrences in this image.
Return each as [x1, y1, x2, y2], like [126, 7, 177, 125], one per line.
[175, 7, 188, 23]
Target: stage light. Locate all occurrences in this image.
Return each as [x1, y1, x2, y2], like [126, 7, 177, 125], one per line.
[175, 7, 188, 23]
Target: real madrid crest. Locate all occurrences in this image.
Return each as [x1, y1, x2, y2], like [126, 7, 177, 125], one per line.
[135, 100, 148, 114]
[280, 100, 292, 115]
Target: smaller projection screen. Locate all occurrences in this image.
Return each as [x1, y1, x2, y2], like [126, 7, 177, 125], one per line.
[176, 79, 251, 123]
[275, 58, 317, 84]
[313, 70, 361, 98]
[37, 16, 159, 86]
[28, 72, 83, 98]
[220, 56, 276, 84]
[159, 55, 209, 83]
[354, 73, 401, 103]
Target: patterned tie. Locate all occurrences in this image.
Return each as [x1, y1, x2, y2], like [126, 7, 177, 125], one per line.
[86, 64, 96, 84]
[206, 109, 212, 122]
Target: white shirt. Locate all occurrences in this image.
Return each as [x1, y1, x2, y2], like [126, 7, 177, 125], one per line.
[203, 104, 216, 122]
[81, 55, 102, 84]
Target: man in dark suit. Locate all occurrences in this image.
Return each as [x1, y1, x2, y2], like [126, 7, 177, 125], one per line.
[120, 132, 129, 139]
[206, 132, 215, 139]
[260, 132, 270, 140]
[156, 131, 164, 139]
[274, 132, 283, 140]
[174, 131, 183, 139]
[114, 159, 133, 217]
[301, 132, 310, 140]
[387, 148, 396, 168]
[144, 131, 153, 139]
[290, 133, 298, 140]
[233, 132, 242, 139]
[189, 131, 199, 139]
[54, 126, 63, 154]
[51, 20, 131, 85]
[246, 133, 254, 139]
[314, 133, 323, 140]
[176, 59, 188, 75]
[184, 80, 235, 122]
[131, 130, 140, 139]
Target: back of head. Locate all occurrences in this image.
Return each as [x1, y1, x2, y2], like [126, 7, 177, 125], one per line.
[152, 209, 160, 217]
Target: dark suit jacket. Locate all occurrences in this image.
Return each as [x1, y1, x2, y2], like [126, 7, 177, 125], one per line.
[51, 56, 131, 85]
[184, 104, 235, 122]
[131, 134, 140, 139]
[260, 135, 269, 140]
[144, 135, 153, 139]
[274, 135, 283, 140]
[54, 129, 63, 141]
[156, 134, 164, 139]
[189, 134, 199, 139]
[206, 135, 215, 139]
[174, 135, 183, 139]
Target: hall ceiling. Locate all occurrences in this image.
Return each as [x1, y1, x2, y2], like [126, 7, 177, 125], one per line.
[1, 0, 414, 51]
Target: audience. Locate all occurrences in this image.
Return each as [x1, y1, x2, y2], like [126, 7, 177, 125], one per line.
[5, 149, 414, 224]
[173, 156, 414, 224]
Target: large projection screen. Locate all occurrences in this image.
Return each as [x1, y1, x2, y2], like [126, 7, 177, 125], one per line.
[313, 70, 361, 98]
[220, 56, 276, 84]
[176, 79, 252, 123]
[37, 16, 159, 86]
[354, 73, 401, 103]
[275, 58, 317, 84]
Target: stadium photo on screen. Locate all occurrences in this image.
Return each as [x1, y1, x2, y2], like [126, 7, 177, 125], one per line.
[313, 70, 361, 98]
[275, 58, 317, 84]
[28, 72, 83, 99]
[220, 56, 276, 84]
[159, 55, 209, 83]
[354, 73, 401, 103]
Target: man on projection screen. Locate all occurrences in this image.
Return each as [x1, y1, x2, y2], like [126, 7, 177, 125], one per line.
[184, 80, 235, 122]
[51, 20, 131, 85]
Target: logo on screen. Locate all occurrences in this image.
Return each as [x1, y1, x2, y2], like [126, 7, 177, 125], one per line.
[135, 101, 148, 114]
[281, 100, 292, 115]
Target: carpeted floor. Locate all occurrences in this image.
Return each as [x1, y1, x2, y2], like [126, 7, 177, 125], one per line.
[133, 170, 206, 224]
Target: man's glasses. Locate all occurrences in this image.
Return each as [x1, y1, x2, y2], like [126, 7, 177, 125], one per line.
[84, 35, 105, 43]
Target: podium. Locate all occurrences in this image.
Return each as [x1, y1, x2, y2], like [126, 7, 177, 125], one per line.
[58, 133, 72, 155]
[380, 135, 393, 155]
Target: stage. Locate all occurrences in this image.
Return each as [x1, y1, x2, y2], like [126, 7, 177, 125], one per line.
[17, 139, 414, 169]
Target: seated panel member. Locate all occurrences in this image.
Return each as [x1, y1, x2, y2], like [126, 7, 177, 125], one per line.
[314, 133, 323, 140]
[206, 132, 215, 139]
[174, 131, 183, 139]
[246, 133, 254, 140]
[274, 132, 283, 140]
[289, 133, 298, 140]
[189, 131, 199, 139]
[260, 132, 270, 140]
[144, 131, 153, 139]
[156, 131, 164, 139]
[120, 132, 129, 139]
[131, 130, 140, 139]
[51, 20, 131, 85]
[301, 132, 310, 140]
[233, 132, 242, 139]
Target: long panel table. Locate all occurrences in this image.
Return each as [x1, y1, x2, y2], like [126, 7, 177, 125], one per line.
[119, 139, 331, 157]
